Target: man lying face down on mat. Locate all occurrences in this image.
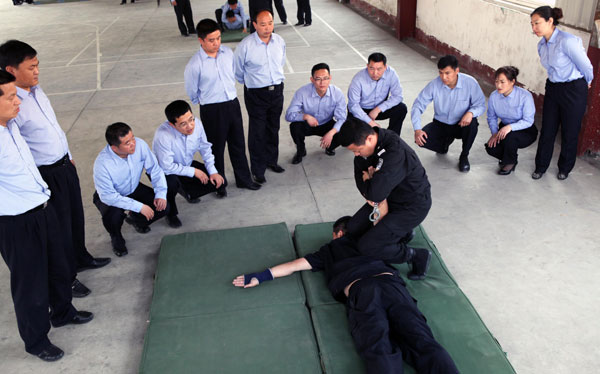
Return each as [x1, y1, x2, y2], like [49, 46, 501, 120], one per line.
[233, 217, 458, 374]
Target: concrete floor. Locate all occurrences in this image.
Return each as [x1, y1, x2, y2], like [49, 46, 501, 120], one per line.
[1, 0, 599, 373]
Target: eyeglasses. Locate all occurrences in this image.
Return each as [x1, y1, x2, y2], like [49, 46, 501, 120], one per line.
[313, 76, 331, 82]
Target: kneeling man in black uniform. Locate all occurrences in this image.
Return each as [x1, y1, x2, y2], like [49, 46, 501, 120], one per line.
[338, 117, 432, 280]
[233, 217, 458, 374]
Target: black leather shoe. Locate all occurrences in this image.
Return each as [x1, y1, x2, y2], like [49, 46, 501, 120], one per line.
[35, 344, 64, 362]
[531, 171, 544, 180]
[292, 149, 306, 164]
[179, 188, 201, 204]
[400, 229, 415, 244]
[267, 164, 285, 173]
[458, 156, 470, 172]
[408, 248, 432, 281]
[325, 148, 335, 156]
[69, 311, 94, 325]
[253, 175, 266, 184]
[236, 182, 261, 190]
[216, 187, 227, 198]
[282, 20, 287, 25]
[295, 22, 304, 26]
[76, 257, 111, 272]
[167, 215, 182, 228]
[557, 172, 568, 180]
[72, 279, 91, 298]
[125, 215, 150, 234]
[113, 246, 128, 257]
[304, 23, 311, 27]
[498, 162, 517, 175]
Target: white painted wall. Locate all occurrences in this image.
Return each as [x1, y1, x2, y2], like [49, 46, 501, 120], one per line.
[361, 0, 397, 17]
[415, 0, 591, 94]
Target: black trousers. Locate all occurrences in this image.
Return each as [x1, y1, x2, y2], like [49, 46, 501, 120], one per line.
[420, 118, 479, 157]
[173, 0, 195, 35]
[93, 184, 169, 249]
[347, 195, 431, 263]
[349, 102, 408, 136]
[273, 0, 287, 22]
[346, 276, 459, 374]
[200, 99, 254, 187]
[248, 0, 273, 32]
[289, 119, 340, 152]
[535, 78, 588, 174]
[244, 84, 284, 178]
[165, 161, 226, 217]
[485, 123, 538, 165]
[38, 156, 95, 278]
[296, 0, 311, 23]
[0, 204, 76, 354]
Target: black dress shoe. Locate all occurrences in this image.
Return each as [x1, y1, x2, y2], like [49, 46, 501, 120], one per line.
[292, 149, 306, 164]
[69, 311, 94, 325]
[167, 215, 182, 228]
[325, 148, 335, 156]
[267, 164, 285, 173]
[531, 171, 544, 180]
[458, 156, 470, 172]
[35, 343, 64, 362]
[282, 20, 287, 25]
[295, 22, 304, 26]
[216, 187, 228, 198]
[408, 248, 432, 281]
[498, 162, 517, 175]
[179, 188, 201, 204]
[236, 181, 261, 190]
[113, 246, 128, 257]
[76, 257, 111, 272]
[253, 175, 266, 184]
[303, 23, 311, 27]
[181, 33, 189, 37]
[125, 215, 151, 234]
[72, 279, 91, 298]
[557, 172, 568, 180]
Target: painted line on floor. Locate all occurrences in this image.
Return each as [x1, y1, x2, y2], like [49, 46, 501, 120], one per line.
[312, 12, 367, 63]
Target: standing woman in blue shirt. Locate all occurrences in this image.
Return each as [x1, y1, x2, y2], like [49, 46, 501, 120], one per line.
[485, 66, 538, 175]
[530, 6, 594, 180]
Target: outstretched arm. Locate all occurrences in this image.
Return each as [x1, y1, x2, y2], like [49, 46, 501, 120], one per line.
[232, 258, 312, 288]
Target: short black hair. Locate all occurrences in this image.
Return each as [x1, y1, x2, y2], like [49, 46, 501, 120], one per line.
[226, 10, 235, 19]
[0, 70, 16, 96]
[367, 52, 386, 65]
[333, 216, 352, 235]
[253, 9, 273, 22]
[105, 122, 132, 147]
[227, 0, 237, 4]
[437, 55, 458, 70]
[337, 117, 376, 147]
[165, 100, 192, 124]
[311, 63, 330, 76]
[196, 19, 220, 39]
[0, 40, 37, 70]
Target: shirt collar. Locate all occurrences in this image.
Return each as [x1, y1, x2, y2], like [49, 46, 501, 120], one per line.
[199, 46, 223, 60]
[311, 85, 331, 98]
[15, 85, 34, 99]
[547, 28, 559, 44]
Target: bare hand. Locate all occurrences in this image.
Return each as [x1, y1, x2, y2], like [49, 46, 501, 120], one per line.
[243, 28, 248, 33]
[589, 84, 592, 89]
[362, 166, 375, 181]
[154, 198, 167, 211]
[209, 173, 225, 188]
[414, 130, 428, 146]
[232, 275, 259, 288]
[70, 159, 76, 167]
[459, 112, 473, 127]
[304, 114, 319, 127]
[373, 199, 388, 225]
[487, 134, 499, 148]
[368, 107, 381, 121]
[320, 129, 336, 149]
[497, 125, 512, 140]
[194, 168, 209, 184]
[171, 0, 177, 5]
[368, 120, 379, 128]
[140, 204, 154, 221]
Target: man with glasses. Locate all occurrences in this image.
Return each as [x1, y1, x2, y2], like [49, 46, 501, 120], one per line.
[348, 52, 407, 136]
[285, 62, 346, 164]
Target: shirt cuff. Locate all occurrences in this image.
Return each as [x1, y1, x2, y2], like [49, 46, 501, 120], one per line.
[185, 166, 196, 178]
[207, 165, 218, 176]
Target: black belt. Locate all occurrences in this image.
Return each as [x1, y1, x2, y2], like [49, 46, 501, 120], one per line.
[21, 201, 48, 216]
[38, 154, 70, 170]
[246, 83, 282, 91]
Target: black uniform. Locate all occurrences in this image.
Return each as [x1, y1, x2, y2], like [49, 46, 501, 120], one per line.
[172, 0, 195, 36]
[347, 128, 431, 263]
[304, 236, 458, 374]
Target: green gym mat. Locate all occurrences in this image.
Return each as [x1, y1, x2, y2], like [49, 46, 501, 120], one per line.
[148, 222, 305, 319]
[294, 223, 517, 374]
[221, 29, 248, 43]
[140, 304, 322, 374]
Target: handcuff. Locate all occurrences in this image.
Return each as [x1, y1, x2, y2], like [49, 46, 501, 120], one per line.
[369, 202, 380, 222]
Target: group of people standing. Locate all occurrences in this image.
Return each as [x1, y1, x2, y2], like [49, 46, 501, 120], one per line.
[0, 3, 594, 371]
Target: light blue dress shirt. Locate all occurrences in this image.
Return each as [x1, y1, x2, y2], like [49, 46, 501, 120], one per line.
[224, 14, 244, 30]
[347, 66, 404, 124]
[234, 32, 286, 88]
[0, 120, 51, 215]
[411, 73, 486, 130]
[14, 85, 71, 166]
[538, 28, 594, 84]
[185, 46, 237, 105]
[487, 86, 535, 134]
[152, 119, 218, 177]
[93, 137, 167, 213]
[221, 2, 249, 24]
[285, 83, 347, 131]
